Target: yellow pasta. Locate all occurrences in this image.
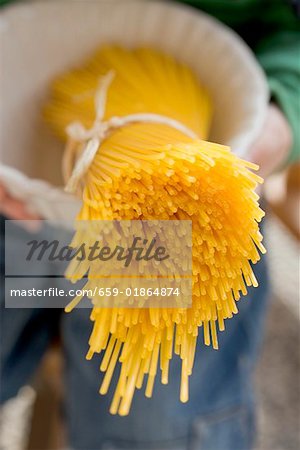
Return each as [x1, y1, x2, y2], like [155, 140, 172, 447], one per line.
[45, 46, 265, 416]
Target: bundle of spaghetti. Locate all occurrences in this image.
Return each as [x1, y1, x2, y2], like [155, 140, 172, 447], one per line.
[45, 46, 265, 416]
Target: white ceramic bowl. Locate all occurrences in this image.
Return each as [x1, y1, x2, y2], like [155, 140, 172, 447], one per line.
[0, 0, 269, 220]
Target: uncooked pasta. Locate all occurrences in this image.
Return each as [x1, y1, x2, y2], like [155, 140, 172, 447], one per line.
[45, 46, 265, 416]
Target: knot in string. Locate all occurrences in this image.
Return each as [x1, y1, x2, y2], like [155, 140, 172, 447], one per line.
[64, 70, 198, 193]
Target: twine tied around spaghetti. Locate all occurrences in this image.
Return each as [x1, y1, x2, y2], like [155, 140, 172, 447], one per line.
[64, 70, 199, 194]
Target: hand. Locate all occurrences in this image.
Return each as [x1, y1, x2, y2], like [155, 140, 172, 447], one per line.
[0, 183, 40, 220]
[249, 103, 292, 179]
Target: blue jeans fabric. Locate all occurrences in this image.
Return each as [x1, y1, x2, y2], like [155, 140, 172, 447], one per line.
[0, 216, 269, 450]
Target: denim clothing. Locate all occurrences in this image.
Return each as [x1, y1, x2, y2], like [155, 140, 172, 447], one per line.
[0, 216, 269, 450]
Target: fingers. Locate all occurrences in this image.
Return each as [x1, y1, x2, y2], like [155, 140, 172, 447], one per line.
[0, 183, 40, 220]
[0, 184, 6, 202]
[249, 104, 292, 179]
